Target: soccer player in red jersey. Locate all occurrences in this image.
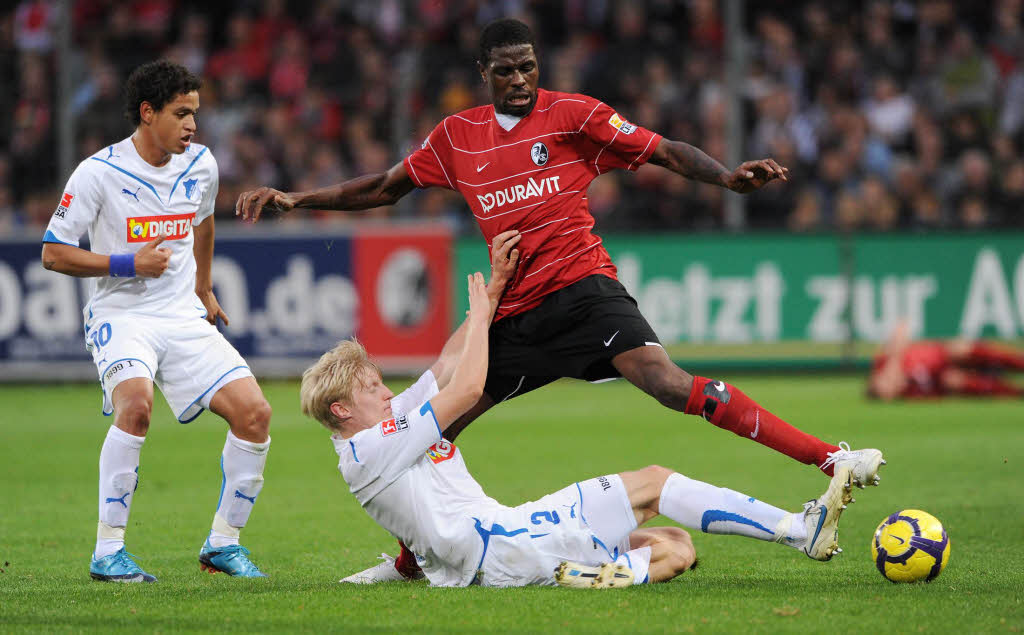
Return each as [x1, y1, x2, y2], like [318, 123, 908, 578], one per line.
[869, 323, 1024, 400]
[237, 18, 884, 580]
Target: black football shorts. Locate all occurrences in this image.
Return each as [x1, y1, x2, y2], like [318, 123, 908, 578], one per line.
[483, 274, 661, 402]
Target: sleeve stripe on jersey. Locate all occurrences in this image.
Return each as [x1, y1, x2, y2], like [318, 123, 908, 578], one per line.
[577, 102, 602, 132]
[42, 230, 75, 246]
[536, 98, 587, 113]
[445, 130, 580, 155]
[457, 159, 585, 188]
[168, 146, 208, 204]
[419, 400, 442, 439]
[522, 239, 602, 280]
[404, 156, 424, 187]
[426, 139, 455, 189]
[90, 157, 160, 202]
[626, 135, 658, 171]
[593, 128, 623, 176]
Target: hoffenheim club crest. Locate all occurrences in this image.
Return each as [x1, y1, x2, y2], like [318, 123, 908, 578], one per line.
[531, 142, 548, 166]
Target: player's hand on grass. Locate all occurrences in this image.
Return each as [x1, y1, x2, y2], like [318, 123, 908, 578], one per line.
[235, 187, 296, 222]
[134, 234, 171, 278]
[197, 288, 230, 327]
[488, 230, 521, 292]
[724, 158, 788, 193]
[467, 272, 491, 324]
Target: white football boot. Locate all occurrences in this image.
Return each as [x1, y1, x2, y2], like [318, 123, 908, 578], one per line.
[775, 465, 854, 561]
[554, 561, 634, 589]
[820, 441, 886, 488]
[339, 553, 423, 584]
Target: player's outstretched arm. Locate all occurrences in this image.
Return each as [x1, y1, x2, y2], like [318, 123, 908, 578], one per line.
[428, 273, 492, 431]
[430, 230, 520, 389]
[648, 139, 788, 193]
[235, 161, 416, 222]
[42, 235, 171, 278]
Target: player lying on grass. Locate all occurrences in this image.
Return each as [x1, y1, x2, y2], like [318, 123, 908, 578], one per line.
[300, 244, 857, 588]
[869, 322, 1024, 400]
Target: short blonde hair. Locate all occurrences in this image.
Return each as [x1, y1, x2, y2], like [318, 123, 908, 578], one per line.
[300, 339, 381, 431]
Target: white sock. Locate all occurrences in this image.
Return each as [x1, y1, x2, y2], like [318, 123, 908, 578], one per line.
[96, 425, 145, 559]
[772, 509, 809, 549]
[614, 546, 651, 585]
[208, 431, 270, 548]
[658, 472, 788, 542]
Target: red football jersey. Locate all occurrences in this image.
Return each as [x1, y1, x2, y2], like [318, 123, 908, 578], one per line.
[404, 88, 662, 320]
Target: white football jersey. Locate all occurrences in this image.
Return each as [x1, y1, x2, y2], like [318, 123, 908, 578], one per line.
[334, 381, 504, 587]
[43, 136, 218, 321]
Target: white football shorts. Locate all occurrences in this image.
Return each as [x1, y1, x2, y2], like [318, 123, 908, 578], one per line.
[85, 313, 253, 423]
[477, 473, 638, 587]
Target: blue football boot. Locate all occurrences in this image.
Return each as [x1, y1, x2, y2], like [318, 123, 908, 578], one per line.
[90, 548, 157, 583]
[199, 541, 267, 577]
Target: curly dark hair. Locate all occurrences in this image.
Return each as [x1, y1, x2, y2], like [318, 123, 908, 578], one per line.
[478, 18, 535, 65]
[122, 60, 202, 126]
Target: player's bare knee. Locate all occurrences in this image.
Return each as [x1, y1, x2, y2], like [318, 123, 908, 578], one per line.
[114, 397, 152, 434]
[234, 399, 272, 441]
[641, 464, 673, 494]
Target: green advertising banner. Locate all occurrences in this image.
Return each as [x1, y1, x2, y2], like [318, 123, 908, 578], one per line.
[455, 233, 1024, 364]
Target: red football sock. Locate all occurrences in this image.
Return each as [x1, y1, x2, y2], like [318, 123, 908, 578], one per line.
[966, 343, 1024, 370]
[395, 540, 422, 578]
[685, 376, 841, 475]
[959, 374, 1022, 397]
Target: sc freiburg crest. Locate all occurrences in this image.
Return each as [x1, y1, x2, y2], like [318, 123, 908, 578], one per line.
[531, 142, 549, 166]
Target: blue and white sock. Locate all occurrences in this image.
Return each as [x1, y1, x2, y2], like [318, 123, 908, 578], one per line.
[614, 546, 651, 585]
[95, 425, 145, 559]
[658, 472, 804, 544]
[208, 431, 270, 548]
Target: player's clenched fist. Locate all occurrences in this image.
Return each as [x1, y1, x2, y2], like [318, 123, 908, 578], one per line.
[134, 234, 171, 277]
[235, 187, 295, 221]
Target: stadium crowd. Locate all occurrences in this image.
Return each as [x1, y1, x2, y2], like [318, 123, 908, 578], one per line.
[1, 0, 1023, 234]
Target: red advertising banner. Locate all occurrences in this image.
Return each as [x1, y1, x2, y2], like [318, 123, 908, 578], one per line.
[353, 226, 452, 367]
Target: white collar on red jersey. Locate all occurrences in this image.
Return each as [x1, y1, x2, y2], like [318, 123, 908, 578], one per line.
[495, 112, 522, 131]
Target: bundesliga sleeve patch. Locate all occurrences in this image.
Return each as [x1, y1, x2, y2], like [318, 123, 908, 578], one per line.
[608, 113, 637, 135]
[380, 415, 409, 437]
[126, 213, 195, 242]
[54, 192, 73, 219]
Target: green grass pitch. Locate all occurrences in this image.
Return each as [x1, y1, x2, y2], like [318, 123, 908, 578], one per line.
[1, 375, 1022, 633]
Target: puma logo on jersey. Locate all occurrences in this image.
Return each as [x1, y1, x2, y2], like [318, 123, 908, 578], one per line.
[476, 176, 561, 214]
[126, 213, 195, 242]
[121, 187, 140, 202]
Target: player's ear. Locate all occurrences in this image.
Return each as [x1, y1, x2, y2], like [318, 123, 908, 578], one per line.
[139, 101, 154, 126]
[477, 60, 487, 84]
[329, 401, 351, 423]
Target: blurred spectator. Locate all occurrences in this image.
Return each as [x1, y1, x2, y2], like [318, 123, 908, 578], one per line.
[1, 0, 1024, 236]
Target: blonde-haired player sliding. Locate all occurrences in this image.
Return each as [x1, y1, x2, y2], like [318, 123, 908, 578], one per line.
[300, 231, 856, 588]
